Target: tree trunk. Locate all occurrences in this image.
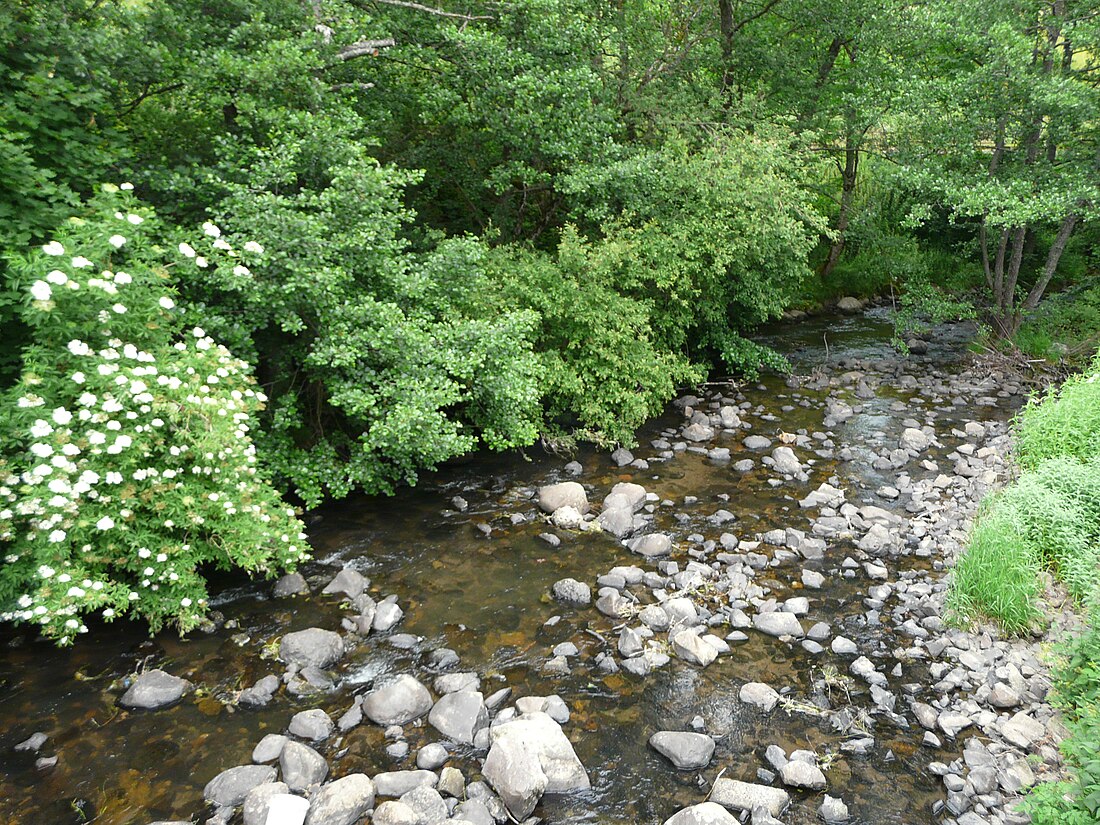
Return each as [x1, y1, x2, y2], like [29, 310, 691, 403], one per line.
[820, 138, 859, 279]
[1023, 213, 1078, 312]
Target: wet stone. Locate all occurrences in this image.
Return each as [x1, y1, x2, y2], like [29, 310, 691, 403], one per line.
[304, 774, 376, 825]
[14, 732, 47, 753]
[321, 568, 368, 599]
[663, 802, 740, 825]
[373, 770, 438, 797]
[279, 628, 344, 669]
[241, 782, 289, 825]
[417, 743, 449, 770]
[551, 578, 591, 605]
[709, 779, 790, 817]
[739, 682, 780, 712]
[752, 611, 803, 638]
[273, 572, 309, 597]
[252, 734, 288, 763]
[120, 669, 191, 710]
[204, 764, 278, 808]
[648, 731, 716, 770]
[364, 675, 434, 726]
[288, 709, 333, 741]
[280, 741, 328, 792]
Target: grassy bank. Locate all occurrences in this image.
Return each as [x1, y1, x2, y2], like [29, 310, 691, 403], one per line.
[947, 352, 1100, 822]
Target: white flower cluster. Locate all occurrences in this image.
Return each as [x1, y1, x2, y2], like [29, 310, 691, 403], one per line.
[2, 195, 305, 644]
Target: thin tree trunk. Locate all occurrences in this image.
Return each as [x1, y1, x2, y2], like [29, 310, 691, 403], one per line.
[820, 138, 859, 279]
[1023, 213, 1078, 312]
[719, 0, 734, 93]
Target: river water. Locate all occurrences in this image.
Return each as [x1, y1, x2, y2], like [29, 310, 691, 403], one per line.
[0, 309, 1019, 825]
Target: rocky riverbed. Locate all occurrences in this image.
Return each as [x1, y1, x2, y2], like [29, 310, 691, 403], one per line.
[0, 309, 1072, 825]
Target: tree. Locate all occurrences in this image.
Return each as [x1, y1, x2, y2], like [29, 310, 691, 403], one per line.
[899, 0, 1099, 336]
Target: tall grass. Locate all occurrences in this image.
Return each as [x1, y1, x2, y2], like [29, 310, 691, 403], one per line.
[948, 350, 1100, 820]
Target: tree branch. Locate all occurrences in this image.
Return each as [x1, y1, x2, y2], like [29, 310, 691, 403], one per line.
[368, 0, 493, 20]
[337, 38, 396, 60]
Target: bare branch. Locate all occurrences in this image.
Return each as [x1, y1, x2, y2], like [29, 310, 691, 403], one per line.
[337, 38, 396, 60]
[369, 0, 493, 21]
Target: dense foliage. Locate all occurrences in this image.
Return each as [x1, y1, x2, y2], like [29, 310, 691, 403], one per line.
[0, 0, 1096, 643]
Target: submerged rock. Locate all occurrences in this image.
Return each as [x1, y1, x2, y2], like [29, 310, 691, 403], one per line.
[120, 669, 191, 710]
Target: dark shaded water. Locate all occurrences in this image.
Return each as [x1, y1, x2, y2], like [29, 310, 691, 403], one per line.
[0, 309, 1017, 825]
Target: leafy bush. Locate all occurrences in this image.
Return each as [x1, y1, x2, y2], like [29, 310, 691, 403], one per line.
[0, 186, 307, 644]
[1016, 353, 1100, 468]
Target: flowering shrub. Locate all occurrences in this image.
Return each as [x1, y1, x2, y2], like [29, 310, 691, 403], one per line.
[0, 185, 308, 644]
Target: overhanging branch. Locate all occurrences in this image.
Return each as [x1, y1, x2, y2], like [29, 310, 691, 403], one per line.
[337, 38, 396, 60]
[369, 0, 494, 21]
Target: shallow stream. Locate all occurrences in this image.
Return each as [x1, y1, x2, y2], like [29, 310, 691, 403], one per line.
[0, 309, 1020, 825]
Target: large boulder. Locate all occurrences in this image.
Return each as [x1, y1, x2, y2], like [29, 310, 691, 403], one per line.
[648, 731, 715, 770]
[483, 711, 589, 819]
[428, 690, 489, 744]
[537, 482, 589, 515]
[628, 533, 672, 558]
[279, 628, 344, 669]
[120, 669, 191, 710]
[363, 675, 433, 726]
[836, 296, 863, 313]
[303, 774, 375, 825]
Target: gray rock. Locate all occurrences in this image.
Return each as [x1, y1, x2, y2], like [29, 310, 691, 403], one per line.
[372, 801, 420, 825]
[710, 779, 790, 817]
[279, 741, 328, 792]
[252, 793, 308, 825]
[429, 690, 488, 744]
[538, 482, 589, 514]
[604, 482, 647, 512]
[550, 505, 585, 529]
[416, 743, 449, 771]
[780, 759, 826, 790]
[203, 764, 278, 807]
[670, 629, 718, 667]
[373, 601, 404, 632]
[321, 568, 368, 599]
[739, 682, 780, 712]
[242, 782, 289, 825]
[288, 709, 333, 741]
[648, 731, 715, 770]
[683, 423, 716, 442]
[831, 636, 858, 655]
[899, 427, 931, 452]
[14, 732, 48, 752]
[639, 604, 670, 632]
[836, 296, 863, 313]
[252, 734, 288, 763]
[433, 672, 479, 694]
[596, 506, 634, 538]
[438, 766, 465, 798]
[551, 578, 591, 605]
[453, 800, 495, 825]
[273, 572, 309, 597]
[770, 446, 801, 475]
[399, 785, 448, 825]
[937, 711, 973, 739]
[752, 612, 803, 638]
[363, 675, 433, 726]
[989, 683, 1021, 709]
[302, 774, 375, 825]
[120, 669, 191, 710]
[1002, 712, 1045, 750]
[663, 802, 740, 825]
[279, 628, 344, 669]
[743, 436, 772, 450]
[629, 533, 672, 558]
[801, 569, 825, 589]
[483, 711, 589, 818]
[373, 770, 438, 797]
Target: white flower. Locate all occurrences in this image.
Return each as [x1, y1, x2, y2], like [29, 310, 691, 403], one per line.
[193, 327, 206, 338]
[212, 238, 231, 250]
[67, 340, 90, 356]
[178, 242, 196, 258]
[233, 265, 251, 277]
[17, 595, 32, 608]
[202, 221, 221, 238]
[30, 281, 52, 301]
[159, 296, 175, 310]
[71, 256, 94, 268]
[114, 272, 132, 285]
[138, 548, 151, 558]
[65, 619, 79, 629]
[66, 586, 84, 597]
[105, 472, 123, 484]
[78, 392, 97, 406]
[88, 431, 106, 445]
[103, 608, 115, 618]
[46, 270, 68, 285]
[112, 303, 127, 314]
[195, 256, 208, 268]
[243, 241, 264, 254]
[72, 372, 85, 384]
[115, 434, 133, 449]
[95, 516, 115, 530]
[108, 235, 127, 248]
[181, 598, 192, 607]
[30, 420, 53, 438]
[52, 408, 73, 425]
[127, 214, 143, 225]
[30, 443, 53, 458]
[38, 565, 55, 578]
[120, 182, 134, 191]
[42, 241, 65, 256]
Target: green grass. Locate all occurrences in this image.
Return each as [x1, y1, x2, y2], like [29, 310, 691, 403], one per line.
[1016, 355, 1100, 468]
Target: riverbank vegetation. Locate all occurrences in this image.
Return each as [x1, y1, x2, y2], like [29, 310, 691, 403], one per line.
[1, 0, 1097, 641]
[949, 355, 1100, 821]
